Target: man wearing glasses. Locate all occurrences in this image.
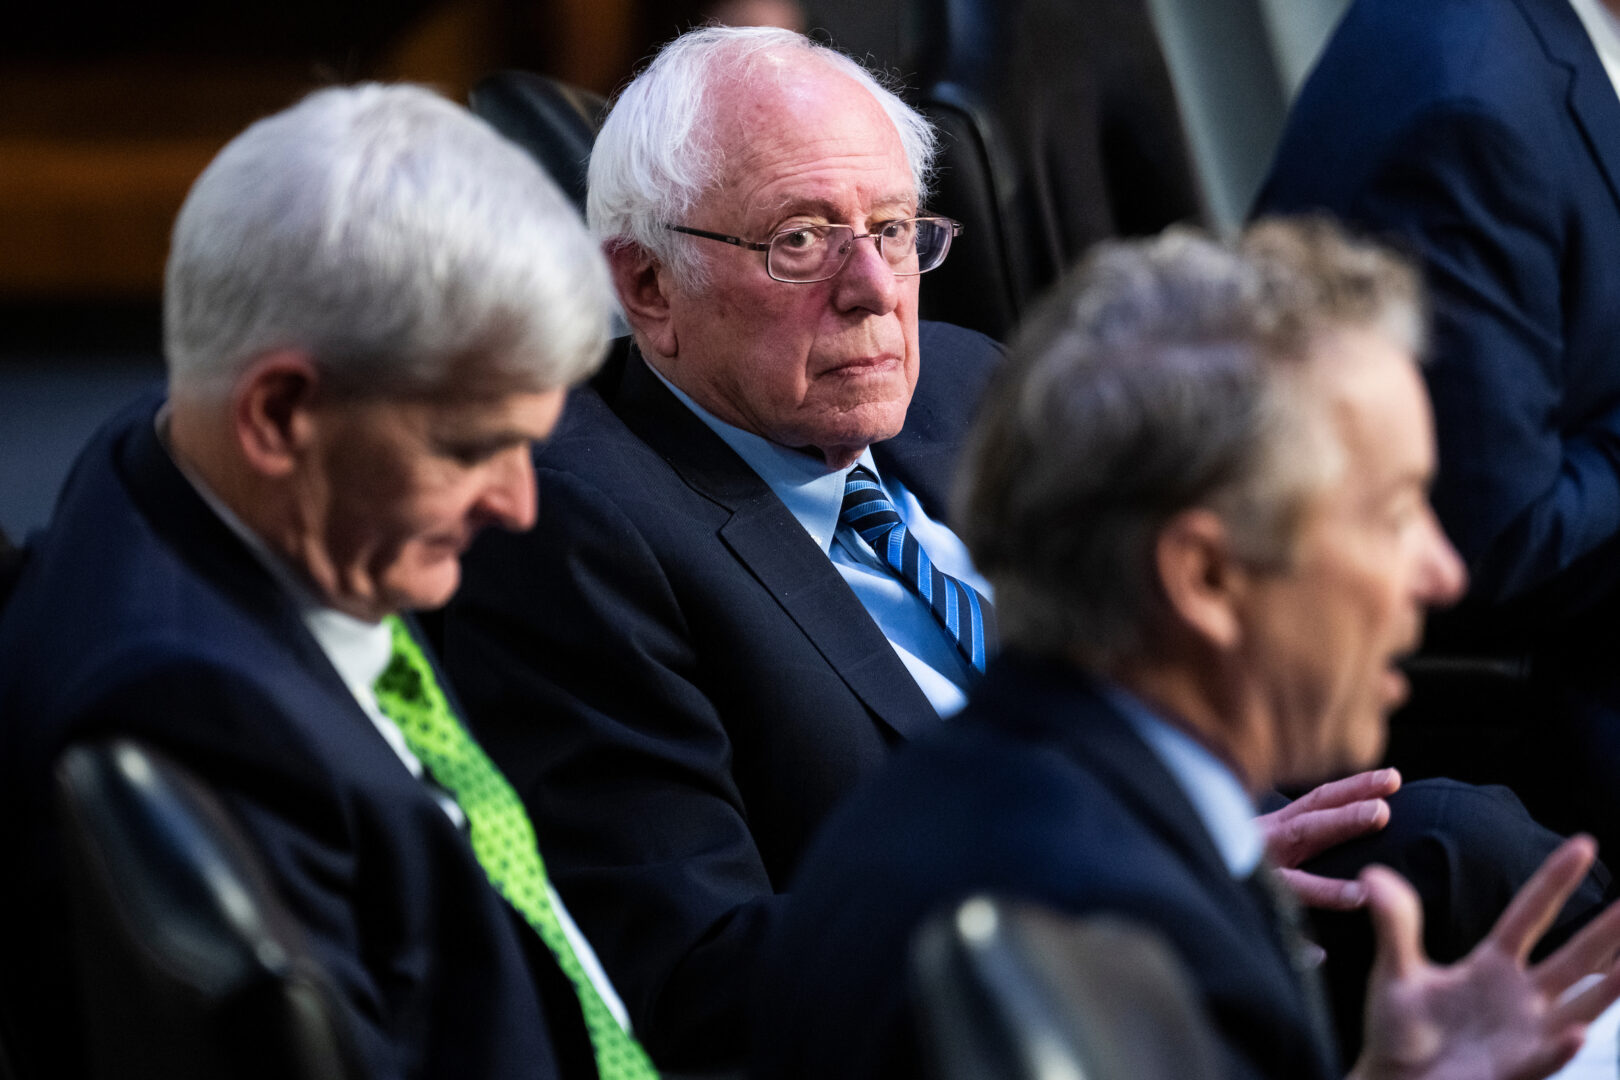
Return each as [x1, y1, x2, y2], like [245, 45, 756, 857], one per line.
[440, 25, 1606, 1073]
[440, 28, 1005, 1070]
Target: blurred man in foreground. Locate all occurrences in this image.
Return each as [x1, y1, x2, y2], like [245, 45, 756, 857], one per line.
[0, 84, 647, 1079]
[758, 220, 1620, 1080]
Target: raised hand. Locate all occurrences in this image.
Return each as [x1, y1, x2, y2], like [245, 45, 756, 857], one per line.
[1257, 768, 1401, 910]
[1351, 835, 1620, 1080]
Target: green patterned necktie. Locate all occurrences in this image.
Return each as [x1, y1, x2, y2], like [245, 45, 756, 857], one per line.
[373, 615, 659, 1080]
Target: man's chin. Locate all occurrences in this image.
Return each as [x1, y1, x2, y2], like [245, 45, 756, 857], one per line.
[1275, 728, 1389, 791]
[380, 564, 462, 616]
[804, 403, 910, 459]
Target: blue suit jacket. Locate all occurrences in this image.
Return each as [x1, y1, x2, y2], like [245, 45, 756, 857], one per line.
[754, 653, 1339, 1080]
[440, 320, 1004, 1066]
[1256, 0, 1620, 645]
[0, 398, 590, 1079]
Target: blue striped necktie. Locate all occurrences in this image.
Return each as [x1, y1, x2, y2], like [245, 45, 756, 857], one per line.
[839, 465, 996, 673]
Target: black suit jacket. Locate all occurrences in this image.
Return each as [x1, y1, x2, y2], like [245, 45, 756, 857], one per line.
[0, 397, 592, 1080]
[755, 652, 1340, 1080]
[441, 320, 1004, 1065]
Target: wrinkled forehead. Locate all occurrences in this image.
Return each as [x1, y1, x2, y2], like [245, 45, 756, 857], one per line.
[703, 57, 913, 197]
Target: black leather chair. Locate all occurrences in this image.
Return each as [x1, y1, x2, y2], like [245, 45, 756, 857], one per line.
[911, 896, 1223, 1080]
[470, 70, 607, 216]
[896, 0, 1207, 340]
[54, 740, 358, 1080]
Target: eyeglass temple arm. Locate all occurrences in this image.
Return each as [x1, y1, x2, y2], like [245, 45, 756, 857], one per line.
[664, 225, 772, 252]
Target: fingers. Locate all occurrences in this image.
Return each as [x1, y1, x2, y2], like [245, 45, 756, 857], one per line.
[1284, 769, 1403, 815]
[1364, 864, 1426, 981]
[1550, 968, 1620, 1030]
[1259, 792, 1393, 868]
[1536, 897, 1620, 1010]
[1276, 866, 1368, 910]
[1488, 835, 1598, 965]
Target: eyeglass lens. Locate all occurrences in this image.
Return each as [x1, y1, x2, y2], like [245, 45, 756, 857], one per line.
[767, 218, 952, 282]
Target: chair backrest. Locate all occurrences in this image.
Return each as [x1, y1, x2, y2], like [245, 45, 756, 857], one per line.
[54, 740, 358, 1080]
[911, 896, 1223, 1080]
[470, 70, 607, 215]
[899, 0, 1207, 340]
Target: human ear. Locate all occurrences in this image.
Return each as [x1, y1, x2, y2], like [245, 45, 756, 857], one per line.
[231, 350, 322, 479]
[609, 242, 679, 358]
[1154, 508, 1246, 651]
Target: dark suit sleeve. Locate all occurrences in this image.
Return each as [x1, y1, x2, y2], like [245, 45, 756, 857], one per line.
[1346, 104, 1620, 620]
[443, 466, 780, 1068]
[73, 660, 413, 1079]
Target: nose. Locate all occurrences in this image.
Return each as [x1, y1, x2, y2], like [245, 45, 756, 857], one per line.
[478, 445, 538, 532]
[831, 230, 901, 316]
[1416, 509, 1468, 608]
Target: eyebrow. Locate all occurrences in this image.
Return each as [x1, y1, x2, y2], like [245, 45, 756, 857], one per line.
[762, 192, 919, 222]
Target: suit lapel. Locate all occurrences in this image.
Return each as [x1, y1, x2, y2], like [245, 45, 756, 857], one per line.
[609, 349, 941, 741]
[983, 656, 1340, 1074]
[872, 320, 1001, 510]
[982, 658, 1297, 971]
[117, 399, 395, 742]
[1520, 0, 1620, 213]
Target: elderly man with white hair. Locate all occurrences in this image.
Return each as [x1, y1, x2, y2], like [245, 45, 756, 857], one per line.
[0, 84, 649, 1080]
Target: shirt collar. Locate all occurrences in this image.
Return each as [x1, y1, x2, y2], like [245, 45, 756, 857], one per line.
[647, 362, 878, 551]
[1099, 680, 1264, 878]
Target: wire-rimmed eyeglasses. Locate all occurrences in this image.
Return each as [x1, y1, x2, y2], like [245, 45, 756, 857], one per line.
[663, 216, 962, 284]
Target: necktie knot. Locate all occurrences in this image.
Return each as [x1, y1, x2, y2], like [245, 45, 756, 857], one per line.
[839, 465, 995, 674]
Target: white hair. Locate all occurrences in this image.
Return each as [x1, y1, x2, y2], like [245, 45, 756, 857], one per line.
[165, 82, 614, 400]
[585, 25, 938, 290]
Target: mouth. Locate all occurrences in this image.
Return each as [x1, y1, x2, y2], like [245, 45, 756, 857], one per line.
[1384, 644, 1423, 707]
[819, 354, 901, 378]
[1380, 664, 1410, 708]
[425, 532, 471, 557]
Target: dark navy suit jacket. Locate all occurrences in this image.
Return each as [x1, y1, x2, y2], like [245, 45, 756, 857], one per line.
[754, 653, 1340, 1080]
[0, 397, 591, 1079]
[1256, 0, 1620, 643]
[441, 320, 1004, 1065]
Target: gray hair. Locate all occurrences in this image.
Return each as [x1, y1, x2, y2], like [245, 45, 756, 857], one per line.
[165, 83, 614, 400]
[956, 217, 1425, 665]
[585, 25, 938, 290]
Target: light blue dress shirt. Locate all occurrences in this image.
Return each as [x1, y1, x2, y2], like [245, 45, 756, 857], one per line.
[1100, 681, 1263, 878]
[650, 367, 991, 717]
